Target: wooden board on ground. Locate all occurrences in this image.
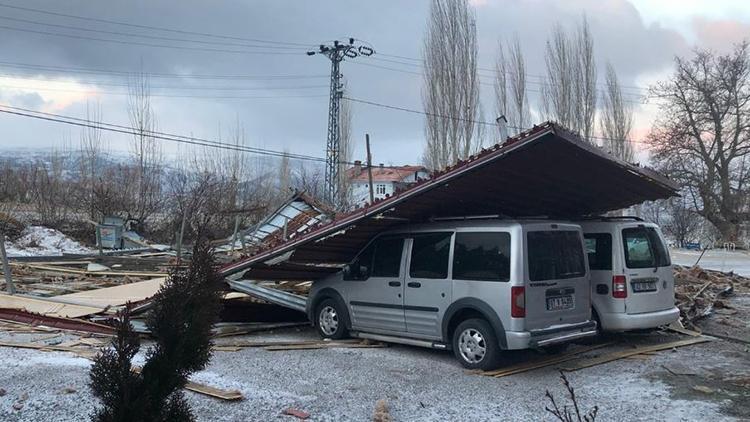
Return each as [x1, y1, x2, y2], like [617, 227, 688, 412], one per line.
[477, 342, 615, 378]
[560, 337, 711, 372]
[11, 263, 165, 278]
[215, 339, 361, 348]
[55, 277, 167, 308]
[184, 381, 243, 401]
[131, 366, 243, 401]
[0, 294, 104, 318]
[264, 342, 387, 351]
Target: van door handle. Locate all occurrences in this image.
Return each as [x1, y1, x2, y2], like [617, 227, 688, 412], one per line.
[388, 281, 401, 287]
[407, 282, 421, 288]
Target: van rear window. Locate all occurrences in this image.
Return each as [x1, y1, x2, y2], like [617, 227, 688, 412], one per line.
[527, 231, 586, 281]
[452, 232, 511, 281]
[584, 233, 612, 271]
[622, 227, 671, 268]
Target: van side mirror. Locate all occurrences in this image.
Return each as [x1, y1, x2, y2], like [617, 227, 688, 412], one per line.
[343, 264, 351, 277]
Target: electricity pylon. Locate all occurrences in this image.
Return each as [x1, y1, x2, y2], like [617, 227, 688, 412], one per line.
[307, 38, 374, 207]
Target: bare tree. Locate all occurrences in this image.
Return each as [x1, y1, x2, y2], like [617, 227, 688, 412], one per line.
[662, 198, 701, 248]
[542, 17, 597, 142]
[575, 17, 597, 142]
[648, 42, 750, 241]
[128, 71, 163, 232]
[79, 101, 105, 221]
[600, 62, 634, 162]
[422, 0, 480, 169]
[494, 36, 529, 134]
[337, 97, 353, 209]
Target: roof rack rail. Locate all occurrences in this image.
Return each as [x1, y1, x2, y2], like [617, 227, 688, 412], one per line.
[429, 214, 504, 222]
[579, 215, 644, 222]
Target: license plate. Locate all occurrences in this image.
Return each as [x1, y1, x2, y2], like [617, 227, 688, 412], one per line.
[632, 281, 657, 292]
[546, 295, 574, 311]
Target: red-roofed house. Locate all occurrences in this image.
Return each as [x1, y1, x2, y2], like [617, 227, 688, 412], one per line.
[346, 161, 429, 206]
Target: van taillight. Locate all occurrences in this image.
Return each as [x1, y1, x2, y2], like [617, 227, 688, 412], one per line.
[511, 286, 525, 317]
[612, 275, 627, 298]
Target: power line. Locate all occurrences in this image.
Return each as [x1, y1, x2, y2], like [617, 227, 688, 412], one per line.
[0, 75, 330, 91]
[343, 96, 652, 146]
[378, 52, 650, 95]
[0, 60, 329, 81]
[0, 14, 305, 50]
[0, 83, 328, 99]
[0, 103, 349, 164]
[366, 55, 649, 100]
[350, 60, 652, 107]
[0, 24, 302, 55]
[0, 2, 311, 47]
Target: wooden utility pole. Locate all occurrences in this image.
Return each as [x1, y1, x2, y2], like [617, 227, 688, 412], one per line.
[366, 133, 374, 205]
[0, 232, 14, 294]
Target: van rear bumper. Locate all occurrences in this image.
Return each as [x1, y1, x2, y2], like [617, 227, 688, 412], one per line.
[600, 307, 680, 331]
[504, 320, 598, 350]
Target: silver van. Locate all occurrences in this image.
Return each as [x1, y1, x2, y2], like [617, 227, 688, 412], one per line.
[579, 218, 679, 332]
[306, 219, 597, 369]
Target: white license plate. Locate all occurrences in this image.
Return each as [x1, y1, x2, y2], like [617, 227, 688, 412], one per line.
[633, 281, 657, 292]
[546, 295, 574, 311]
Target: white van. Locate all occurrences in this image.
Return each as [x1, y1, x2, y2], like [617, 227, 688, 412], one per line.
[579, 218, 679, 332]
[307, 219, 597, 370]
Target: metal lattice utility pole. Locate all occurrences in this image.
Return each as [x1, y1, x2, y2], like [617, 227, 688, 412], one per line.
[307, 38, 374, 207]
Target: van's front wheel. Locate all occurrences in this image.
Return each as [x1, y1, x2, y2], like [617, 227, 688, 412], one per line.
[315, 299, 347, 340]
[452, 318, 500, 370]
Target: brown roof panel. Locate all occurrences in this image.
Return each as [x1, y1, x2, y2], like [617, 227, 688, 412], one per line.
[221, 122, 678, 280]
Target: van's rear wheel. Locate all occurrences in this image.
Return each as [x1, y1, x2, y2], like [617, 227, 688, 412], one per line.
[452, 318, 500, 370]
[315, 299, 347, 340]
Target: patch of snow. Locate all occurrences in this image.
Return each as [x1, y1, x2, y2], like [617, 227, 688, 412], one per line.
[4, 226, 95, 257]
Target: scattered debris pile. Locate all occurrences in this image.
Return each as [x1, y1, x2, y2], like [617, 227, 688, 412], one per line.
[674, 265, 750, 328]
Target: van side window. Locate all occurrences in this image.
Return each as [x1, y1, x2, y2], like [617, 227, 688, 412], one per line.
[527, 231, 586, 281]
[584, 233, 612, 271]
[371, 237, 404, 277]
[453, 232, 511, 281]
[409, 232, 452, 279]
[344, 242, 375, 281]
[622, 227, 671, 268]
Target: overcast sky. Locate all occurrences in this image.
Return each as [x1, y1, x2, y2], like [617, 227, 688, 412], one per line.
[0, 0, 748, 166]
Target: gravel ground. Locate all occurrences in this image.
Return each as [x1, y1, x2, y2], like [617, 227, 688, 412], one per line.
[1, 320, 748, 422]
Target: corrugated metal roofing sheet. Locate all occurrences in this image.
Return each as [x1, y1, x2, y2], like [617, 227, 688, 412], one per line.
[221, 122, 679, 279]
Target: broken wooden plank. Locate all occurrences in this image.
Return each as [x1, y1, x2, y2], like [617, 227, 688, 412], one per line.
[0, 308, 115, 334]
[184, 380, 243, 401]
[477, 342, 615, 378]
[214, 339, 361, 348]
[0, 294, 104, 318]
[54, 277, 167, 308]
[264, 342, 386, 351]
[11, 263, 165, 278]
[131, 366, 243, 401]
[560, 337, 711, 372]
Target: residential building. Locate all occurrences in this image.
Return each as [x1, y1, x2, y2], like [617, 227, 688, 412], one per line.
[345, 161, 429, 206]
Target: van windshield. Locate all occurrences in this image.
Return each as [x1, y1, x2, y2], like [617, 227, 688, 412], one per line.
[527, 231, 586, 281]
[622, 227, 671, 268]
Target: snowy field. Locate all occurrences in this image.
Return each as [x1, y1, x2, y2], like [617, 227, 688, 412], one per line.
[3, 226, 94, 257]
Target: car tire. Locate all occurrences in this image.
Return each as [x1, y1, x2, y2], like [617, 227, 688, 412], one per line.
[452, 318, 500, 370]
[315, 298, 347, 340]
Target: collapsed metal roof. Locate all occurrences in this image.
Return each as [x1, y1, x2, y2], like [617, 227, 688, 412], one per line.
[221, 122, 679, 280]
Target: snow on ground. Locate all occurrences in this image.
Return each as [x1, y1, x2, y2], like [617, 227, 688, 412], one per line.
[671, 248, 750, 276]
[3, 226, 94, 257]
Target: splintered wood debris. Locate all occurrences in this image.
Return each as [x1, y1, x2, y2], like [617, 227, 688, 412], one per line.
[674, 265, 750, 328]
